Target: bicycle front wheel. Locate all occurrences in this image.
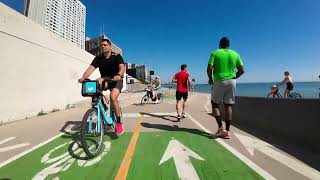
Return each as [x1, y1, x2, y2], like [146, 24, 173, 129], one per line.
[80, 108, 104, 158]
[157, 93, 164, 103]
[141, 95, 149, 104]
[267, 93, 279, 98]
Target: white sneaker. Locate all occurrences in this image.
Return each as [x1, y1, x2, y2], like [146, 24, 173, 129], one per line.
[215, 127, 224, 135]
[217, 130, 230, 139]
[155, 99, 159, 103]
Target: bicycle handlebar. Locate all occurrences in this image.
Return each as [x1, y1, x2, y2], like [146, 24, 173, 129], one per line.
[79, 78, 117, 83]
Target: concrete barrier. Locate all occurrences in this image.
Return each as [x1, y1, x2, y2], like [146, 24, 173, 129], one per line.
[233, 96, 320, 152]
[0, 3, 104, 123]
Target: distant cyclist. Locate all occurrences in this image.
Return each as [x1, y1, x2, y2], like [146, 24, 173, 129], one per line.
[277, 71, 293, 98]
[151, 76, 161, 103]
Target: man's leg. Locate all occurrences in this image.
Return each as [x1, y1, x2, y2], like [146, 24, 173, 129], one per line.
[224, 104, 232, 132]
[211, 82, 223, 134]
[182, 100, 187, 113]
[182, 93, 188, 117]
[97, 78, 108, 108]
[212, 101, 223, 130]
[110, 88, 123, 135]
[284, 89, 289, 98]
[218, 79, 236, 139]
[176, 100, 181, 115]
[110, 88, 121, 118]
[176, 92, 182, 121]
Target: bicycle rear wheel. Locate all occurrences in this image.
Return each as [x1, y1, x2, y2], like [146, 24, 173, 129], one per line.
[289, 92, 302, 99]
[80, 108, 104, 158]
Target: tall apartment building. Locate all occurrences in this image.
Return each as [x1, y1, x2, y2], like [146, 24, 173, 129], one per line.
[85, 34, 123, 56]
[24, 0, 86, 49]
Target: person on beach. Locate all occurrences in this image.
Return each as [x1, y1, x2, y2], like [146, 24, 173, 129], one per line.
[172, 64, 192, 121]
[207, 37, 244, 139]
[277, 71, 293, 98]
[79, 38, 125, 135]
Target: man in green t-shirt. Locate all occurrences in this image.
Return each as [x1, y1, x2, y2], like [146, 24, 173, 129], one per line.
[207, 37, 245, 139]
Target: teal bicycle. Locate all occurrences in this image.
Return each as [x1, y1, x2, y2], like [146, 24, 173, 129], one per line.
[80, 78, 122, 158]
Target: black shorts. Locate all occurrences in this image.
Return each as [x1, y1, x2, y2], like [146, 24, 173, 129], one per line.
[176, 91, 188, 101]
[286, 82, 293, 91]
[100, 77, 123, 92]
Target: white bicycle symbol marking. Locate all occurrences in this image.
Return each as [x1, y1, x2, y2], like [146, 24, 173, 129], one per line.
[32, 140, 111, 180]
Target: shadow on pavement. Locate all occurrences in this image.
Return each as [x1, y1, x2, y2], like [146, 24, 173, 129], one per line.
[140, 112, 177, 122]
[132, 103, 144, 106]
[141, 122, 216, 139]
[60, 121, 81, 134]
[59, 121, 118, 160]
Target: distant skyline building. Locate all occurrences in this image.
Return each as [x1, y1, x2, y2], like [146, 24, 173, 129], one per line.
[85, 34, 123, 56]
[24, 0, 86, 49]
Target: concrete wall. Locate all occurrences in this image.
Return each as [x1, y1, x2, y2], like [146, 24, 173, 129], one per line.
[0, 3, 125, 123]
[233, 96, 320, 151]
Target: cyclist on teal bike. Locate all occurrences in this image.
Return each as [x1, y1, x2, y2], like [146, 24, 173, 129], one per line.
[78, 38, 125, 135]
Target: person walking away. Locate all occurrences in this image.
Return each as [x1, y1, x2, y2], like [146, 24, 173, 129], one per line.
[173, 64, 191, 121]
[207, 37, 244, 139]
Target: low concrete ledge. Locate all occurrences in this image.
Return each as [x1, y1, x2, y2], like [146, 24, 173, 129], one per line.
[233, 96, 320, 152]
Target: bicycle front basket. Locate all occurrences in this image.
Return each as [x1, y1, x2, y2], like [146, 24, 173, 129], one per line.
[82, 80, 99, 97]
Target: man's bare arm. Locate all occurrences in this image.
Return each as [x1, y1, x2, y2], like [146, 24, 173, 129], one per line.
[118, 64, 125, 77]
[207, 64, 213, 84]
[235, 65, 244, 79]
[172, 76, 177, 83]
[79, 65, 95, 82]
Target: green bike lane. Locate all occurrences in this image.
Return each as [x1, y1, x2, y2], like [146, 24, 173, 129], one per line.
[0, 96, 264, 180]
[0, 131, 263, 180]
[1, 92, 318, 179]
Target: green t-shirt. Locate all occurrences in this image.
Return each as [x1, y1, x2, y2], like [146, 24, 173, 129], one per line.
[208, 49, 244, 81]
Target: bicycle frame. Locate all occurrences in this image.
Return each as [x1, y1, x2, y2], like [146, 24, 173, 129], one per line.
[273, 88, 282, 97]
[88, 97, 116, 133]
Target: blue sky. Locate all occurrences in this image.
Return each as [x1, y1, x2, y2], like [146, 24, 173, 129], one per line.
[1, 0, 320, 83]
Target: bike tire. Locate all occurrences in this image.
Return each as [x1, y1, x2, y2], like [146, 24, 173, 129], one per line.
[289, 92, 302, 99]
[80, 108, 104, 158]
[267, 93, 279, 98]
[141, 95, 149, 104]
[157, 93, 164, 103]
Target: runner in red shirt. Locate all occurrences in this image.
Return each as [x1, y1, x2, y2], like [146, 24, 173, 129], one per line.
[172, 64, 192, 121]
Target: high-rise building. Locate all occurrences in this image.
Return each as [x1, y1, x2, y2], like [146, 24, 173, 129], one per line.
[24, 0, 86, 49]
[85, 34, 123, 56]
[136, 65, 151, 84]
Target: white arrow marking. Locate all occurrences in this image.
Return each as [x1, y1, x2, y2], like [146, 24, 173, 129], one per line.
[0, 137, 16, 145]
[0, 143, 30, 152]
[159, 139, 204, 180]
[235, 133, 320, 180]
[0, 137, 30, 152]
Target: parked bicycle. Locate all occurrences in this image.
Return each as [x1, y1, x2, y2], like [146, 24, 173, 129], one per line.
[79, 78, 123, 158]
[141, 85, 164, 104]
[267, 85, 302, 98]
